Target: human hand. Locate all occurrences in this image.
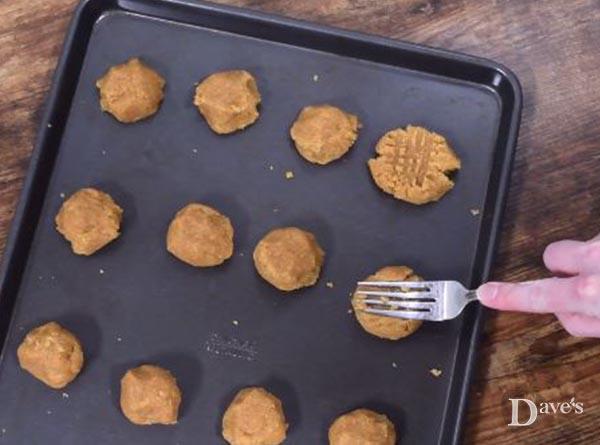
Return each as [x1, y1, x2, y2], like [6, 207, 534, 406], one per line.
[477, 234, 600, 337]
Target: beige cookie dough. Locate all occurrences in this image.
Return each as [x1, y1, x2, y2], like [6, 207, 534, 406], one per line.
[253, 227, 324, 291]
[290, 104, 360, 165]
[96, 57, 165, 123]
[352, 266, 423, 340]
[329, 408, 396, 445]
[55, 187, 123, 255]
[368, 125, 461, 204]
[17, 321, 84, 389]
[167, 203, 234, 267]
[222, 387, 288, 445]
[120, 364, 182, 425]
[194, 70, 261, 134]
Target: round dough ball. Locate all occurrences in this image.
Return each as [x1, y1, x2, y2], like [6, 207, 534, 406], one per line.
[253, 227, 324, 291]
[55, 187, 123, 255]
[329, 408, 396, 445]
[120, 364, 182, 425]
[17, 321, 84, 389]
[290, 104, 360, 165]
[167, 203, 234, 267]
[193, 70, 261, 134]
[368, 125, 461, 204]
[352, 266, 423, 340]
[222, 387, 288, 445]
[96, 57, 165, 123]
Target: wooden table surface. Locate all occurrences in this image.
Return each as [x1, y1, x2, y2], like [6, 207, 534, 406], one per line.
[1, 0, 599, 443]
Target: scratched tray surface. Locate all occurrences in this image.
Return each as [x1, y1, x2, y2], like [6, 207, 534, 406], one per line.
[0, 2, 514, 445]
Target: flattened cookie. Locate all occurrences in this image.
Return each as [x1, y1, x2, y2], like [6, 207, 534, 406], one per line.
[368, 125, 461, 204]
[96, 58, 165, 123]
[194, 70, 261, 134]
[167, 203, 234, 267]
[55, 188, 123, 255]
[17, 321, 84, 389]
[120, 364, 182, 425]
[222, 387, 288, 445]
[253, 227, 324, 291]
[290, 104, 360, 165]
[329, 408, 396, 445]
[352, 266, 423, 340]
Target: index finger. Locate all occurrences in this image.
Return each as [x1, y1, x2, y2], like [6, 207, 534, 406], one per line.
[477, 276, 600, 317]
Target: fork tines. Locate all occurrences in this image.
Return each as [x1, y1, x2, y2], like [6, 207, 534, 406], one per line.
[355, 280, 439, 316]
[356, 281, 438, 303]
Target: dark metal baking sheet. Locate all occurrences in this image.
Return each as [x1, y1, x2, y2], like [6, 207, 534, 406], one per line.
[0, 0, 521, 444]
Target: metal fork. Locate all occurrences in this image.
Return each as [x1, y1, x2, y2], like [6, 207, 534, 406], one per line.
[355, 280, 479, 321]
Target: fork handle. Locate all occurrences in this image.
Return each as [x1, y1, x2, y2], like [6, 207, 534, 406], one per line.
[465, 290, 479, 302]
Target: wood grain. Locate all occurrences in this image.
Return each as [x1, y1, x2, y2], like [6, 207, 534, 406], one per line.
[1, 0, 599, 443]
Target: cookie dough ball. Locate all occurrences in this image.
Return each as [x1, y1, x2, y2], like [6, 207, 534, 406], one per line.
[222, 387, 288, 445]
[55, 187, 123, 255]
[193, 70, 261, 134]
[368, 125, 461, 204]
[290, 104, 360, 165]
[167, 203, 234, 267]
[352, 266, 423, 340]
[329, 408, 396, 445]
[96, 57, 165, 123]
[120, 364, 182, 425]
[253, 227, 324, 291]
[17, 321, 84, 389]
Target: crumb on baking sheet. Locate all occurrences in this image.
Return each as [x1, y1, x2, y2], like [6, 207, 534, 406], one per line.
[347, 308, 353, 314]
[232, 320, 239, 326]
[99, 268, 105, 275]
[116, 336, 122, 343]
[392, 362, 398, 368]
[313, 74, 319, 82]
[101, 149, 107, 156]
[326, 281, 334, 288]
[285, 170, 294, 179]
[273, 208, 279, 213]
[239, 252, 245, 257]
[430, 368, 442, 378]
[62, 392, 69, 399]
[59, 192, 66, 199]
[47, 123, 53, 128]
[470, 208, 480, 216]
[192, 148, 199, 154]
[268, 164, 274, 171]
[1, 428, 5, 435]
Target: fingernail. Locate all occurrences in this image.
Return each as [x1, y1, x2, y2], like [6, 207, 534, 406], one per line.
[478, 283, 499, 301]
